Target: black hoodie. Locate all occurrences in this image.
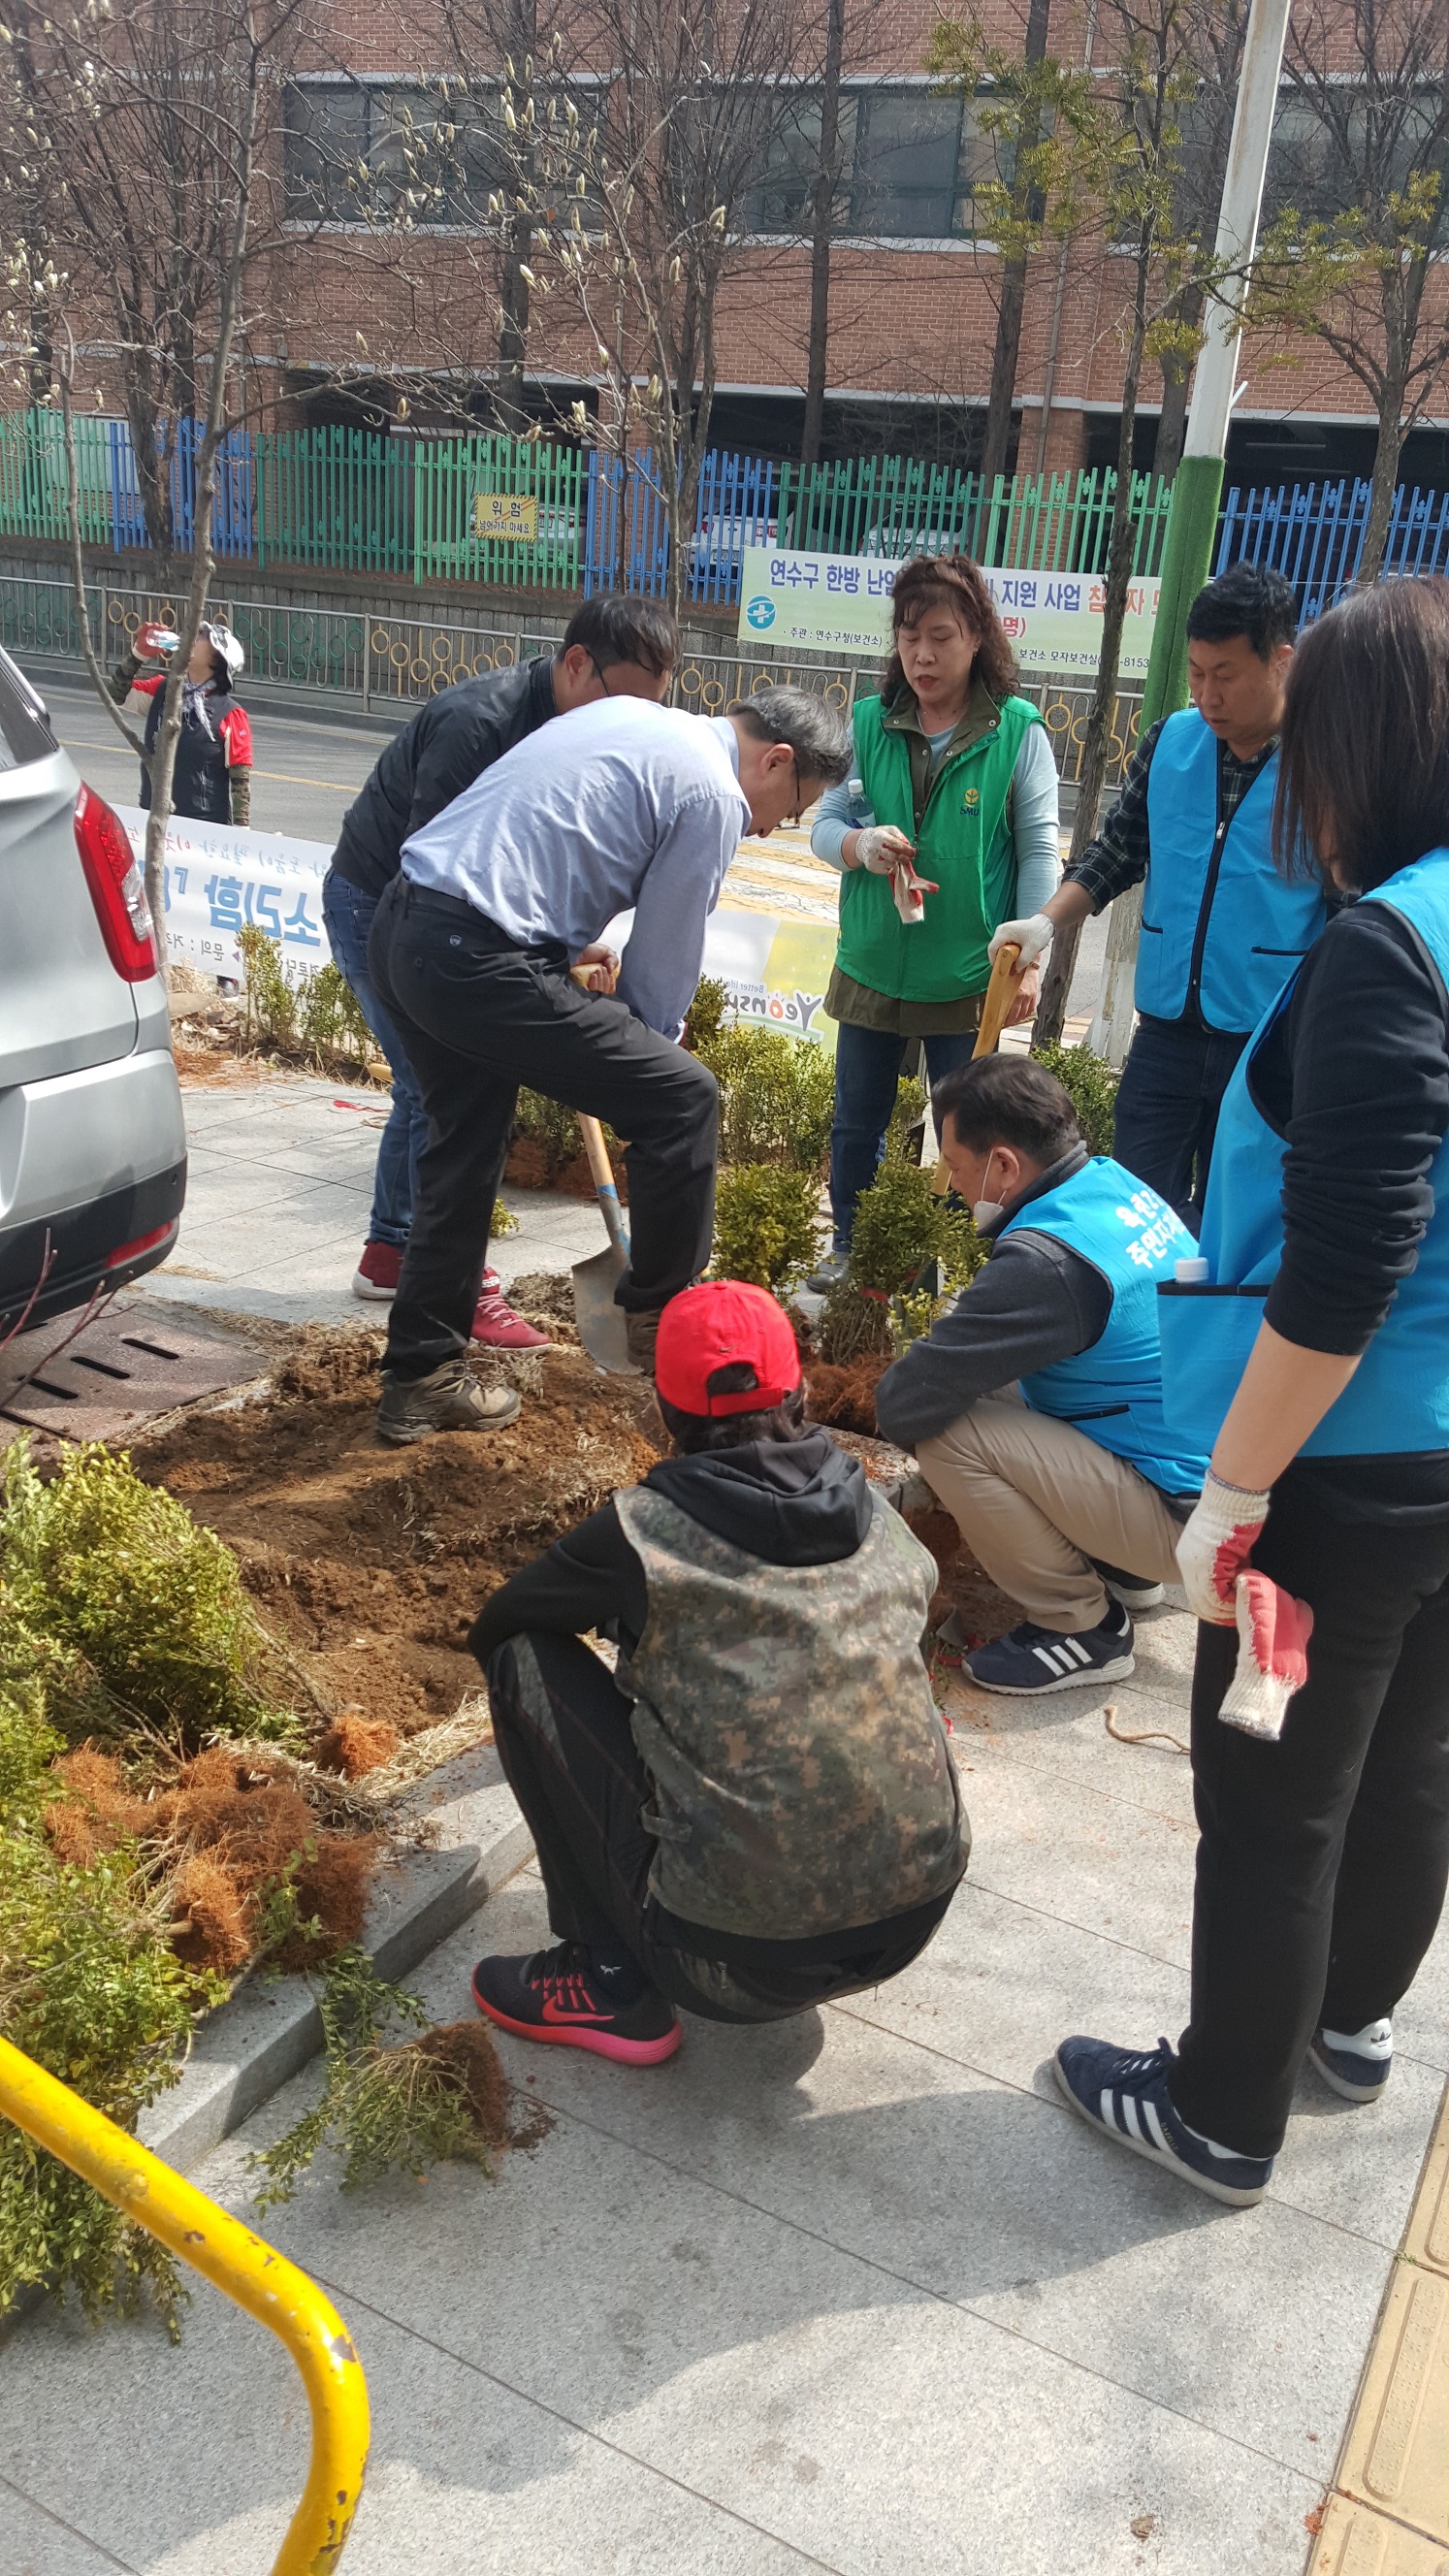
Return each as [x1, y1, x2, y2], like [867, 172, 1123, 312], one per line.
[467, 1429, 870, 1666]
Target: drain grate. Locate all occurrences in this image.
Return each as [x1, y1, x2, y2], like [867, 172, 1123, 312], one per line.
[0, 1302, 265, 1444]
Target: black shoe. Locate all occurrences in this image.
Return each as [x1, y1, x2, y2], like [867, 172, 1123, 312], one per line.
[1088, 1558, 1166, 1611]
[471, 1942, 682, 2065]
[966, 1600, 1136, 1695]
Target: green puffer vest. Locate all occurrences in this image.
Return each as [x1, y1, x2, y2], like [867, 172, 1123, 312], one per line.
[614, 1485, 967, 1941]
[836, 690, 1044, 1003]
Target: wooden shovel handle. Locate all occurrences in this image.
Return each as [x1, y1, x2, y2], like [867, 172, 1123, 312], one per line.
[972, 942, 1023, 1060]
[929, 943, 1024, 1194]
[576, 1112, 617, 1195]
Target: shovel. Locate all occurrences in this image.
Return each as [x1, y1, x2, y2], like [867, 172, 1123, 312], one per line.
[571, 1115, 637, 1373]
[931, 941, 1023, 1193]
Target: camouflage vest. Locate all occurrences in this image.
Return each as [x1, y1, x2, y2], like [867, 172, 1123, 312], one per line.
[614, 1485, 967, 1941]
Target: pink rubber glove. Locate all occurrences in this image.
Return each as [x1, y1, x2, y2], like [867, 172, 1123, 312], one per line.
[1220, 1571, 1314, 1741]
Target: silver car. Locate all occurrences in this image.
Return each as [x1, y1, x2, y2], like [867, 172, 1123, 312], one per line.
[0, 646, 186, 1336]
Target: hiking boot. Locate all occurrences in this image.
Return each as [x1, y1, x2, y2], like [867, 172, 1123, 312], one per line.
[1308, 2017, 1393, 2103]
[1088, 1557, 1166, 1612]
[807, 1250, 849, 1294]
[353, 1239, 403, 1302]
[965, 1601, 1135, 1695]
[375, 1359, 522, 1447]
[471, 1943, 682, 2066]
[1054, 2035, 1273, 2207]
[471, 1284, 551, 1350]
[625, 1307, 663, 1375]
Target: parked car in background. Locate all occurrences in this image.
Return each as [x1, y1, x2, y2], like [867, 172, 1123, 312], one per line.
[0, 646, 186, 1336]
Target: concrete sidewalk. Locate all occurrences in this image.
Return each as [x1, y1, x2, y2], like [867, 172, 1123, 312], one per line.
[5, 1067, 1445, 2573]
[3, 1610, 1444, 2573]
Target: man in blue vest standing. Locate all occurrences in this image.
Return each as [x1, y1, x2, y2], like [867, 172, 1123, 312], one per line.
[875, 1055, 1208, 1695]
[990, 564, 1324, 1220]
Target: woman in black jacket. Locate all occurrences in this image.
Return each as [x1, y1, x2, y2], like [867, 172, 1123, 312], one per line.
[1053, 576, 1449, 2206]
[109, 618, 252, 826]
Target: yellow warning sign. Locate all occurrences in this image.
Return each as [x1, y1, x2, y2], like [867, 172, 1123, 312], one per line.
[473, 492, 538, 541]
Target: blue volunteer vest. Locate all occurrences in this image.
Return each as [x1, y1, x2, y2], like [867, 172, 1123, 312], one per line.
[1139, 708, 1327, 1031]
[1158, 847, 1449, 1456]
[1003, 1156, 1210, 1495]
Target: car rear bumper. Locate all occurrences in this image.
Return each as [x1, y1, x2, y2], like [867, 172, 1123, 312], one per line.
[0, 1046, 187, 1331]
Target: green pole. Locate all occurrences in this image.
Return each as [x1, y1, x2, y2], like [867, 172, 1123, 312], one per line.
[1137, 451, 1225, 731]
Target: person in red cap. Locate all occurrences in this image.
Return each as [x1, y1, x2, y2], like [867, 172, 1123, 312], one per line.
[467, 1278, 969, 2063]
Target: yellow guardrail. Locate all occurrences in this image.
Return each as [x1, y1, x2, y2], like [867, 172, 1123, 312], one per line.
[0, 2034, 370, 2573]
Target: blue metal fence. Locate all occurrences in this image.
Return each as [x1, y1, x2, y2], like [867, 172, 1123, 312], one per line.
[1215, 478, 1449, 616]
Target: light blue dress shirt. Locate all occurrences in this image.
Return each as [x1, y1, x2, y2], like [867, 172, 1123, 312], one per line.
[401, 697, 750, 1036]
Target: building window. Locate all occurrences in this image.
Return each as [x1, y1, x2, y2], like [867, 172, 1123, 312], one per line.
[746, 84, 989, 241]
[283, 80, 596, 228]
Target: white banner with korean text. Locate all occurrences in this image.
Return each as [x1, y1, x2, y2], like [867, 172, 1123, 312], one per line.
[738, 546, 1162, 676]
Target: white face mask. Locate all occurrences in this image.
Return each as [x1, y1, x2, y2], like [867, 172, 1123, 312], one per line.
[972, 1153, 1007, 1232]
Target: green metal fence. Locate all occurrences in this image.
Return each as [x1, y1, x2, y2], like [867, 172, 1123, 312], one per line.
[411, 434, 590, 590]
[256, 426, 412, 574]
[775, 459, 1174, 578]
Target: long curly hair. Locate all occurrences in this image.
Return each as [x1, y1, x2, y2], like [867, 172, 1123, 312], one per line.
[881, 554, 1020, 707]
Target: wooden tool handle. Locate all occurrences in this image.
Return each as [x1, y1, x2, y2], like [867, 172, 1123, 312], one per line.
[577, 1112, 617, 1194]
[972, 942, 1023, 1060]
[929, 943, 1024, 1193]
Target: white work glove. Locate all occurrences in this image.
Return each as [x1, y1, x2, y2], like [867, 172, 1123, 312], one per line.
[988, 912, 1053, 969]
[1175, 1470, 1272, 1626]
[854, 824, 916, 875]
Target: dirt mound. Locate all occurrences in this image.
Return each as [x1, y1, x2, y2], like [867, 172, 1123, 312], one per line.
[135, 1337, 661, 1743]
[503, 1272, 581, 1348]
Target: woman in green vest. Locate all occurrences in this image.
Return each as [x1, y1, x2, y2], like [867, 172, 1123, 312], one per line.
[809, 553, 1060, 1284]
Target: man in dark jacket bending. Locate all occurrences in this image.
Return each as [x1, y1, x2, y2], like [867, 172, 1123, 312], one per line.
[468, 1279, 968, 2064]
[322, 593, 679, 1345]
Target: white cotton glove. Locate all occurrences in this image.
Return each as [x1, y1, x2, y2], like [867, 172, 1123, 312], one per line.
[988, 912, 1053, 969]
[854, 825, 917, 875]
[1175, 1470, 1272, 1626]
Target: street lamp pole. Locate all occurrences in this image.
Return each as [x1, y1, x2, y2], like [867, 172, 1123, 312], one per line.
[1089, 0, 1293, 1061]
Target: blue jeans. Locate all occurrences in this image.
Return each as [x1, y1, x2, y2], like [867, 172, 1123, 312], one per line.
[827, 1022, 981, 1252]
[322, 869, 429, 1247]
[1112, 1012, 1251, 1228]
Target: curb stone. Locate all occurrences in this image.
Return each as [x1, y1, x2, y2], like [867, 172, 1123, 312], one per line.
[136, 1741, 532, 2174]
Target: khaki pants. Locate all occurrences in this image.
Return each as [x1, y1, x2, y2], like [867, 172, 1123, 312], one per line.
[917, 1392, 1187, 1633]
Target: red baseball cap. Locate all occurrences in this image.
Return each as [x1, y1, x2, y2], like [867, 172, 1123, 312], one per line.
[654, 1279, 803, 1418]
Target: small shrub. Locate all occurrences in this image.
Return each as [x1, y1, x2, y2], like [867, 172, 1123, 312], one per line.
[237, 922, 298, 1051]
[885, 1076, 926, 1165]
[297, 960, 371, 1068]
[513, 1087, 580, 1169]
[1032, 1038, 1119, 1156]
[712, 1166, 821, 1295]
[685, 974, 728, 1056]
[251, 1946, 507, 2211]
[702, 1025, 836, 1175]
[1, 1440, 301, 1750]
[819, 1164, 984, 1364]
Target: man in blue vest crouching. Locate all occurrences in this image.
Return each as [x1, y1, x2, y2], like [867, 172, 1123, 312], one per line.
[875, 1055, 1208, 1695]
[989, 564, 1324, 1221]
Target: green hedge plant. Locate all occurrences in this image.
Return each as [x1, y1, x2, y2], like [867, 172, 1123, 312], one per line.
[712, 1166, 821, 1296]
[1031, 1038, 1119, 1156]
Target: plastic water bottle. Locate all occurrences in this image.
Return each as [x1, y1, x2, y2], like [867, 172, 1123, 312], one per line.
[1175, 1256, 1209, 1283]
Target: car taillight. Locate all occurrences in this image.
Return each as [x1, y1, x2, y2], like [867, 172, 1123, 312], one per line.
[74, 783, 157, 982]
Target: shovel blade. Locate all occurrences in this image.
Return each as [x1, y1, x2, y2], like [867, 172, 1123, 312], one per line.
[571, 1242, 637, 1374]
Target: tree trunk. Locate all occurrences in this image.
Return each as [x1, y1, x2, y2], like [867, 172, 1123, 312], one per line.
[1151, 285, 1204, 485]
[800, 0, 844, 471]
[1033, 265, 1147, 1052]
[1356, 399, 1405, 586]
[976, 0, 1051, 516]
[495, 215, 532, 435]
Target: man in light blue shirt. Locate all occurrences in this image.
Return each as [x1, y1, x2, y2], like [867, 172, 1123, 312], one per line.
[368, 687, 852, 1442]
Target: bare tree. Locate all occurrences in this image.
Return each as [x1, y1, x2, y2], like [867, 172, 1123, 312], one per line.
[929, 0, 1062, 499]
[1, 0, 314, 959]
[1251, 0, 1449, 584]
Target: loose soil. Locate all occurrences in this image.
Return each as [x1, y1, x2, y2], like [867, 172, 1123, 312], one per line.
[132, 1331, 662, 1745]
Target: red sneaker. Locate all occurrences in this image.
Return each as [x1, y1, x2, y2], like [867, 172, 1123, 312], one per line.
[472, 1945, 682, 2066]
[353, 1240, 403, 1302]
[471, 1285, 552, 1349]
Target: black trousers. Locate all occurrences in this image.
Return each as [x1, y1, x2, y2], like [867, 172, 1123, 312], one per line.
[1112, 1013, 1251, 1225]
[369, 877, 719, 1379]
[1169, 1470, 1449, 2159]
[486, 1631, 952, 2025]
